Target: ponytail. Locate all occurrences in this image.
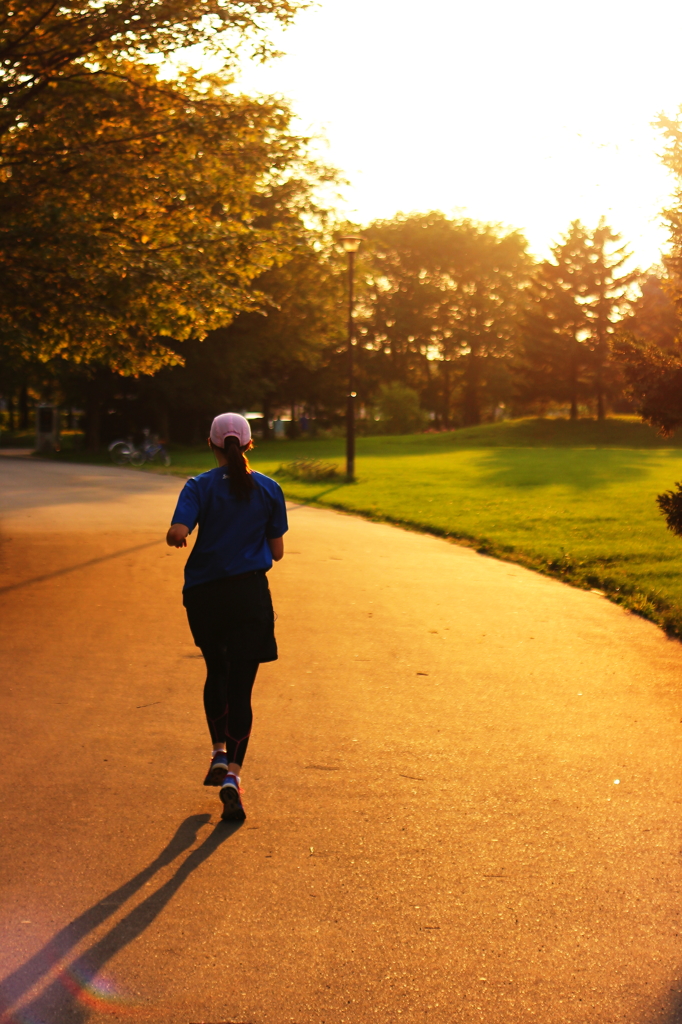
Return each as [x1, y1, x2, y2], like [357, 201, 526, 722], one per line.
[222, 435, 255, 500]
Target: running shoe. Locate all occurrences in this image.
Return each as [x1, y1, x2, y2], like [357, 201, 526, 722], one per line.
[220, 773, 246, 821]
[203, 751, 229, 786]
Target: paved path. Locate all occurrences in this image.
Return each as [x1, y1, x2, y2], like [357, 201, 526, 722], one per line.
[1, 457, 681, 1024]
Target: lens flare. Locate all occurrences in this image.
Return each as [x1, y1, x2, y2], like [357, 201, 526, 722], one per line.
[2, 964, 146, 1024]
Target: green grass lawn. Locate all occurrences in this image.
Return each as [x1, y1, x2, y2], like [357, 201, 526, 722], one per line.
[41, 417, 682, 637]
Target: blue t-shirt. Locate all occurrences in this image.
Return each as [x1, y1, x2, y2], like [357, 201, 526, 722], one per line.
[171, 468, 288, 590]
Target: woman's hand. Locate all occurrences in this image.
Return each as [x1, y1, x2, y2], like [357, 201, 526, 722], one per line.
[167, 523, 189, 548]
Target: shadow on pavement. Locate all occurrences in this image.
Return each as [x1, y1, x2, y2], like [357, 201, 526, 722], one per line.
[0, 814, 240, 1023]
[0, 459, 181, 514]
[0, 540, 162, 596]
[286, 482, 348, 510]
[659, 992, 682, 1024]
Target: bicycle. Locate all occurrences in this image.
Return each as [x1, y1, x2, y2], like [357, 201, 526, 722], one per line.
[108, 432, 171, 467]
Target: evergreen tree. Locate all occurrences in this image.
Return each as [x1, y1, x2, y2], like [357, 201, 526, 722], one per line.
[613, 335, 682, 435]
[517, 254, 589, 420]
[624, 271, 681, 350]
[584, 219, 635, 420]
[610, 115, 682, 440]
[518, 219, 634, 419]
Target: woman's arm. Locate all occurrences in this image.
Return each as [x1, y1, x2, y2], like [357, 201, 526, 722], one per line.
[167, 523, 190, 548]
[168, 478, 200, 549]
[269, 536, 284, 561]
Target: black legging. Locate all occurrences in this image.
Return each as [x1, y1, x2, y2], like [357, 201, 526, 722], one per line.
[200, 645, 259, 766]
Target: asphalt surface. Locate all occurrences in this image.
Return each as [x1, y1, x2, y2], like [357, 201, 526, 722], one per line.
[1, 456, 681, 1024]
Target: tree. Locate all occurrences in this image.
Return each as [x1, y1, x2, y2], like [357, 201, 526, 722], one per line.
[0, 0, 306, 138]
[145, 240, 345, 442]
[359, 213, 449, 393]
[375, 382, 427, 434]
[606, 115, 682, 437]
[517, 224, 595, 420]
[0, 58, 332, 377]
[517, 219, 634, 420]
[654, 112, 682, 323]
[583, 218, 635, 419]
[447, 221, 531, 426]
[81, 236, 345, 444]
[221, 241, 345, 431]
[624, 271, 681, 350]
[613, 115, 682, 530]
[0, 0, 326, 444]
[613, 335, 682, 435]
[517, 258, 589, 420]
[358, 212, 531, 426]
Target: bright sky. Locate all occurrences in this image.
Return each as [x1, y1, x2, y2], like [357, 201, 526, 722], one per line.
[228, 0, 682, 268]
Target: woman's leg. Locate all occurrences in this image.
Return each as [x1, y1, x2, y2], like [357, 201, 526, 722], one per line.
[200, 648, 258, 769]
[200, 643, 231, 749]
[223, 659, 259, 772]
[212, 657, 258, 822]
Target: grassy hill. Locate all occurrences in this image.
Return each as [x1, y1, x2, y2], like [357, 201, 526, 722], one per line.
[43, 417, 682, 638]
[224, 417, 682, 638]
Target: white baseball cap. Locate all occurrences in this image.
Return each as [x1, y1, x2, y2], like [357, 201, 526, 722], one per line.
[209, 412, 251, 448]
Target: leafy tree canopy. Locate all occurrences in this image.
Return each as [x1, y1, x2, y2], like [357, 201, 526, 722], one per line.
[0, 58, 331, 373]
[375, 381, 427, 434]
[358, 211, 531, 425]
[145, 238, 346, 437]
[0, 0, 307, 134]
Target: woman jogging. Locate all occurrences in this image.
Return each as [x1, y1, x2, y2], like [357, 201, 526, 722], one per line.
[166, 412, 287, 821]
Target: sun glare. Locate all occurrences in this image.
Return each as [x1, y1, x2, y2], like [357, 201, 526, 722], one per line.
[222, 0, 682, 267]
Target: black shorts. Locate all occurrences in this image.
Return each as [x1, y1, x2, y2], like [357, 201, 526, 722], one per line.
[183, 571, 277, 663]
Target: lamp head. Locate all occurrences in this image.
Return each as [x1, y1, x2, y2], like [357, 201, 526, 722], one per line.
[340, 235, 362, 253]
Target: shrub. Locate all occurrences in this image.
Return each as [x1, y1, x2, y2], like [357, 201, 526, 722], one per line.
[276, 458, 341, 482]
[657, 482, 682, 535]
[375, 382, 428, 434]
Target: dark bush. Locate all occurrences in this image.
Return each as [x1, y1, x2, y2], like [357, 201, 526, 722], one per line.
[657, 482, 682, 535]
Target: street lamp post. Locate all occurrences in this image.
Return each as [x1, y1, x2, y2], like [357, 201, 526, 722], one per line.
[340, 235, 362, 480]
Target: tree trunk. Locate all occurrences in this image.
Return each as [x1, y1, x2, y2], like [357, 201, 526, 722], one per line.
[462, 344, 481, 426]
[569, 341, 578, 421]
[594, 335, 606, 421]
[288, 400, 298, 439]
[596, 381, 605, 422]
[595, 245, 607, 422]
[84, 379, 102, 451]
[262, 396, 273, 441]
[19, 384, 29, 429]
[441, 359, 451, 429]
[565, 362, 577, 421]
[156, 404, 170, 442]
